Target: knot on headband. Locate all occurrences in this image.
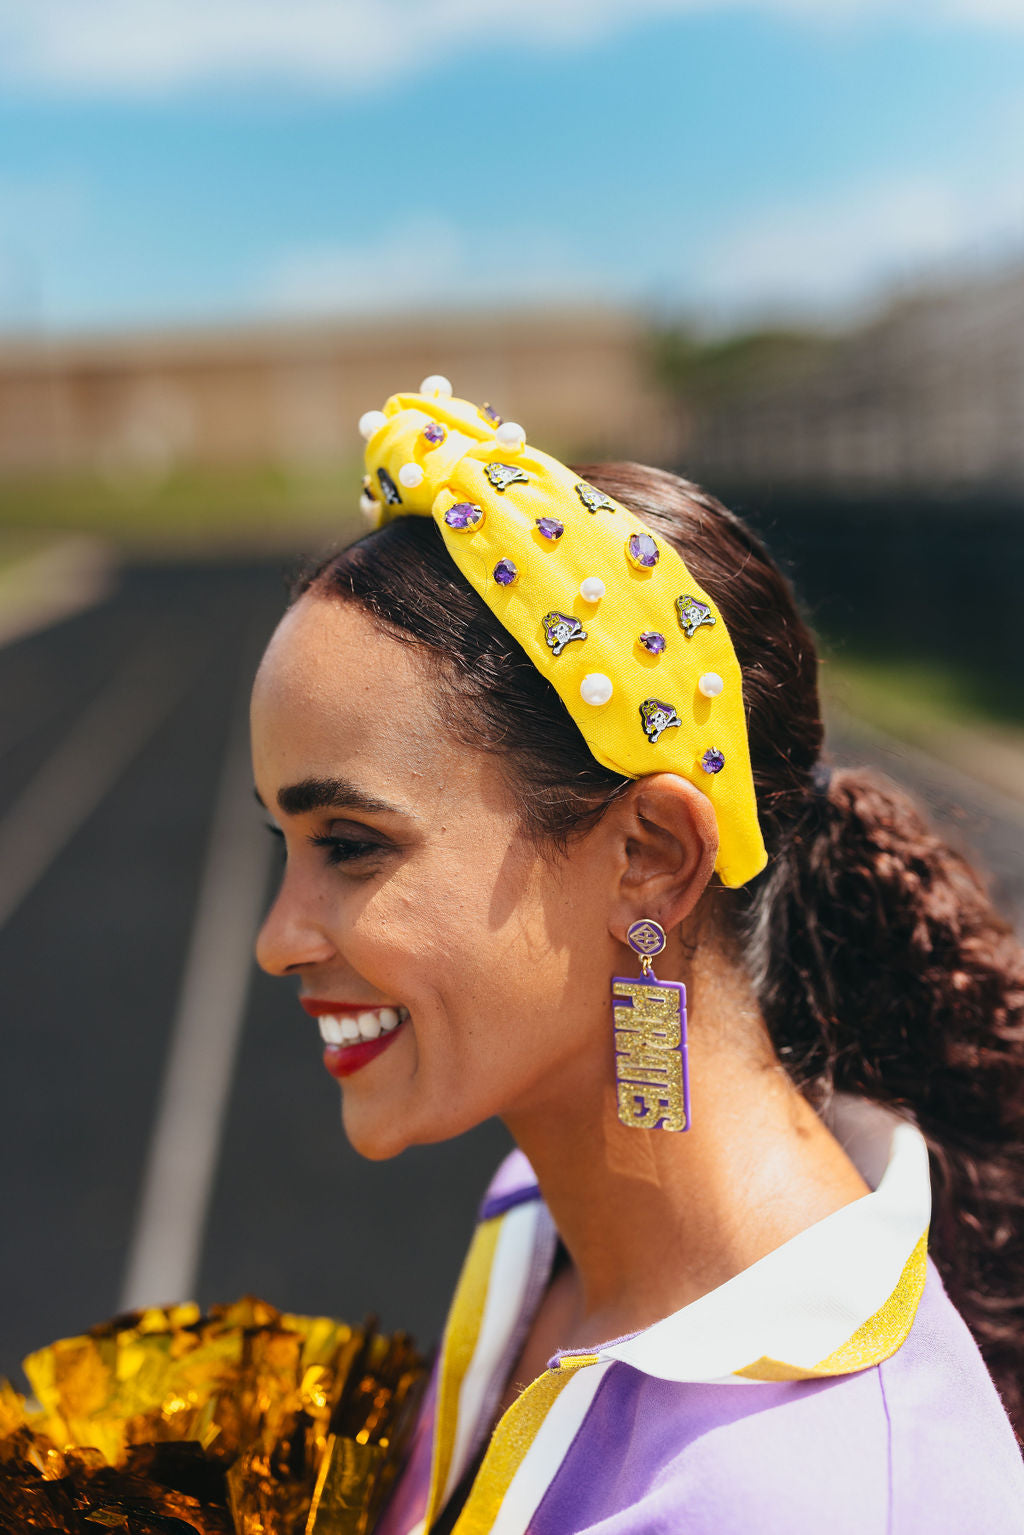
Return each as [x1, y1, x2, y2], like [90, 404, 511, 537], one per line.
[357, 378, 767, 889]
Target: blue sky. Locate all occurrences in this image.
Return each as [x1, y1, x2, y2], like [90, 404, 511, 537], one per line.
[2, 1, 1024, 336]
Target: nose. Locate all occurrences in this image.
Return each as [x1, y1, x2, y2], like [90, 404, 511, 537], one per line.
[256, 872, 336, 977]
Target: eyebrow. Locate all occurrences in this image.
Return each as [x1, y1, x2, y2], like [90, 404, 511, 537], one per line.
[267, 776, 402, 819]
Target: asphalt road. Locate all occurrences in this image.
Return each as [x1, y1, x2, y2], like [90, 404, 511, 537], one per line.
[0, 560, 1021, 1376]
[0, 560, 512, 1375]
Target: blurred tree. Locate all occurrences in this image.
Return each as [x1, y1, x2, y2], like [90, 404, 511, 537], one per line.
[648, 323, 836, 405]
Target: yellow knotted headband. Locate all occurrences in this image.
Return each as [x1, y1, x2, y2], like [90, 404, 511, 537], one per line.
[357, 377, 767, 889]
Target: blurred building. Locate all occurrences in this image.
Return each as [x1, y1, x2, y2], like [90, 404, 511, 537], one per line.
[690, 264, 1024, 491]
[0, 308, 675, 479]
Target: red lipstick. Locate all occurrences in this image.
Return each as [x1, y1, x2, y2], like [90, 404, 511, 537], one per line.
[322, 1032, 402, 1079]
[300, 998, 407, 1080]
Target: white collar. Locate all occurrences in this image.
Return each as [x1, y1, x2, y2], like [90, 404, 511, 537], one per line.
[580, 1095, 932, 1382]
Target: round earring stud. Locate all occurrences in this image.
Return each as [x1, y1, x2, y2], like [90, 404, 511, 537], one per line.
[626, 918, 667, 959]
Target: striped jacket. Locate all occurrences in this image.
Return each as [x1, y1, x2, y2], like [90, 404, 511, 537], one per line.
[379, 1097, 1024, 1534]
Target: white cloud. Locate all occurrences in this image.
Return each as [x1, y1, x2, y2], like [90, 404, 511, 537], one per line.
[2, 0, 1024, 95]
[687, 170, 1024, 324]
[256, 213, 612, 318]
[255, 167, 1024, 329]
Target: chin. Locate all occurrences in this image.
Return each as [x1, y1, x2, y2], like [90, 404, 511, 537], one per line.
[340, 1098, 412, 1161]
[340, 1090, 488, 1161]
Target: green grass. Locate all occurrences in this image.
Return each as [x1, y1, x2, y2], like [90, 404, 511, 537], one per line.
[0, 460, 365, 552]
[648, 324, 837, 403]
[821, 650, 1024, 739]
[0, 526, 73, 574]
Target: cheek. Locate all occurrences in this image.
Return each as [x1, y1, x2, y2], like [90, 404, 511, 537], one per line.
[427, 865, 600, 1074]
[337, 830, 606, 1106]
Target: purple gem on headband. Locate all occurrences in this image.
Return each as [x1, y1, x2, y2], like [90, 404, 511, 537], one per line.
[493, 558, 518, 586]
[627, 531, 660, 569]
[444, 501, 484, 531]
[535, 517, 564, 541]
[702, 748, 726, 774]
[639, 631, 666, 654]
[480, 402, 502, 426]
[422, 421, 447, 445]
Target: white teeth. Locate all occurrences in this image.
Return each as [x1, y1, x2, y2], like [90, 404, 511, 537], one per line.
[318, 1015, 345, 1046]
[319, 1007, 407, 1047]
[358, 1010, 382, 1040]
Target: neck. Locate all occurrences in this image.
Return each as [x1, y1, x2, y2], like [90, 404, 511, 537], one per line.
[502, 950, 869, 1351]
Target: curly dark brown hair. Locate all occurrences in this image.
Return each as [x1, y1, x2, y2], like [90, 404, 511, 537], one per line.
[296, 462, 1024, 1438]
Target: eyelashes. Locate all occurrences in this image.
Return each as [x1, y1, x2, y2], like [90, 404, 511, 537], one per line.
[309, 833, 385, 867]
[263, 822, 384, 869]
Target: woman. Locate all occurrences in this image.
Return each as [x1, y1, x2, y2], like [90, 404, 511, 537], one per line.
[251, 379, 1024, 1533]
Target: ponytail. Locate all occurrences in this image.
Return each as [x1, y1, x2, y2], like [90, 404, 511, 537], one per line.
[588, 464, 1024, 1434]
[741, 766, 1024, 1432]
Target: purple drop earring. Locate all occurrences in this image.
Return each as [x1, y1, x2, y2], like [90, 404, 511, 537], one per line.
[612, 919, 690, 1132]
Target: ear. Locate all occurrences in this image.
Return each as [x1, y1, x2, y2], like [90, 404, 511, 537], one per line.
[604, 773, 719, 941]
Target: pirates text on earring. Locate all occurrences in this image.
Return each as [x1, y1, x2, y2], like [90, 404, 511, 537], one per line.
[612, 919, 690, 1132]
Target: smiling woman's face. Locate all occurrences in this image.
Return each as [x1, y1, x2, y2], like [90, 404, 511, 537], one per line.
[251, 592, 622, 1160]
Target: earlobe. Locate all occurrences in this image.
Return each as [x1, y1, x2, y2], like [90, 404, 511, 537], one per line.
[612, 774, 719, 938]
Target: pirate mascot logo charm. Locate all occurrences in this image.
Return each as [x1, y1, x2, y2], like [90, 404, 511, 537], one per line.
[542, 612, 587, 657]
[639, 698, 682, 743]
[484, 462, 530, 493]
[676, 594, 716, 638]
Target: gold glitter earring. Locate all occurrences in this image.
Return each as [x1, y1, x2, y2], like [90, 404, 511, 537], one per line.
[612, 919, 690, 1132]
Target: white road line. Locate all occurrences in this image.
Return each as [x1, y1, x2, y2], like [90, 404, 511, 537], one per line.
[119, 664, 272, 1310]
[0, 536, 116, 650]
[0, 643, 189, 929]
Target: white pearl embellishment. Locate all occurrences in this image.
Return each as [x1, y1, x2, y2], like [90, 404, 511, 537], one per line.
[358, 409, 387, 440]
[420, 374, 453, 398]
[580, 673, 613, 706]
[495, 420, 526, 450]
[698, 671, 724, 698]
[398, 462, 424, 488]
[579, 577, 606, 602]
